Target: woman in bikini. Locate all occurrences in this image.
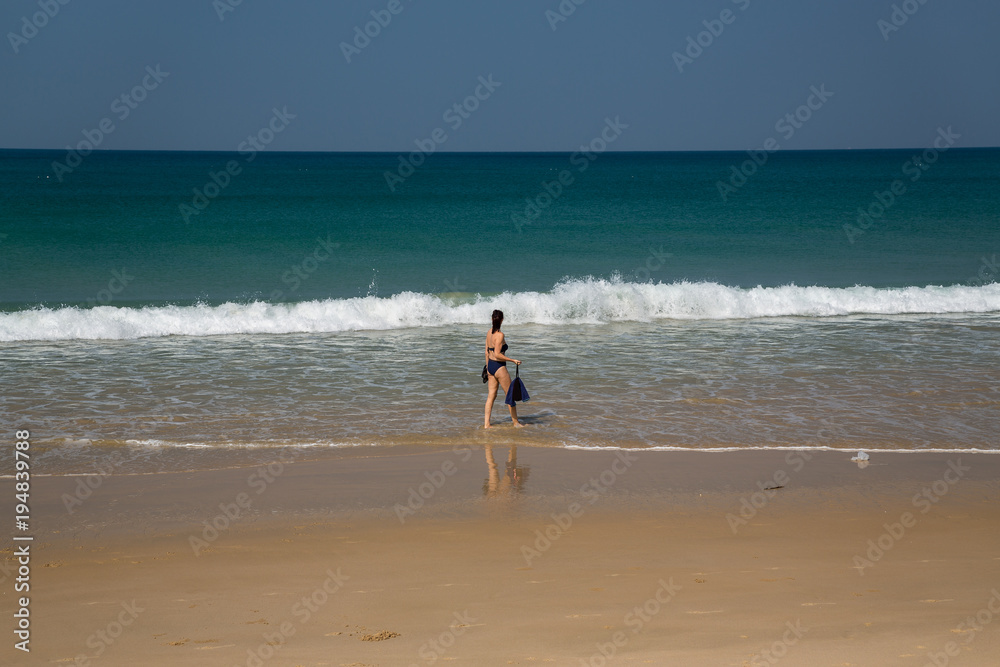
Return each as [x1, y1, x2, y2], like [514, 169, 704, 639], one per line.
[484, 309, 523, 428]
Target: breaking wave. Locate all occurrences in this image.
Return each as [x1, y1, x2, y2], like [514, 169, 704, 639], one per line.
[3, 279, 998, 341]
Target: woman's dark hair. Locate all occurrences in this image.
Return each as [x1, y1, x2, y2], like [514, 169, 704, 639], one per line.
[491, 309, 504, 333]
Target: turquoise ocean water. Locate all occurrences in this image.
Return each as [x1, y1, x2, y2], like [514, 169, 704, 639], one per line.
[1, 149, 998, 473]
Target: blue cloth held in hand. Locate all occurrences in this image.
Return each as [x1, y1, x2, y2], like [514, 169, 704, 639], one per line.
[505, 365, 530, 406]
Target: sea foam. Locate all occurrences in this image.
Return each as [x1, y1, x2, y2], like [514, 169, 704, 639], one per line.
[3, 279, 998, 341]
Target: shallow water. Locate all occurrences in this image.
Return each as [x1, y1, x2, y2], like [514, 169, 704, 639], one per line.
[5, 313, 997, 475]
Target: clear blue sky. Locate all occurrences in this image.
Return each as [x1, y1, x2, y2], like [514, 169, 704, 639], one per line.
[2, 0, 997, 151]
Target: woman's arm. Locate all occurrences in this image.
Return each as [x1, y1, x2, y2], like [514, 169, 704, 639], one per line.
[492, 333, 520, 365]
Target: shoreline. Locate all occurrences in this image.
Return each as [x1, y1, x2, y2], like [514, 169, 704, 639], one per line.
[8, 447, 1000, 665]
[21, 441, 1000, 481]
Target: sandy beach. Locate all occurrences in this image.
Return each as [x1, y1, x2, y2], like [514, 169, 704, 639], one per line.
[5, 447, 1000, 666]
[5, 2, 1000, 666]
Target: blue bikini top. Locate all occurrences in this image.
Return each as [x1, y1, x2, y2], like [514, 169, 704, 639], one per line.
[487, 343, 508, 353]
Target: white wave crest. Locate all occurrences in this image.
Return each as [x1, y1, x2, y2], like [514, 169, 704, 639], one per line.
[3, 279, 998, 341]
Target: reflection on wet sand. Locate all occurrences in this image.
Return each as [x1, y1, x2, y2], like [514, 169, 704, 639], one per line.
[483, 444, 530, 498]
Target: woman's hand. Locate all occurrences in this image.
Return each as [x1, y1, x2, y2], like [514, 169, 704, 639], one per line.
[514, 359, 522, 365]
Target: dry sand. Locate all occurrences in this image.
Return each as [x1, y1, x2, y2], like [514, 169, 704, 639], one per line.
[4, 447, 1000, 666]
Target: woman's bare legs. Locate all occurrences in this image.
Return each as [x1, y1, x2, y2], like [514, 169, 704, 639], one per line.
[484, 374, 500, 428]
[484, 365, 523, 428]
[493, 366, 522, 427]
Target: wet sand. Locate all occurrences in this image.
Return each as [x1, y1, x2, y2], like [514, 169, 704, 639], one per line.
[6, 447, 1000, 665]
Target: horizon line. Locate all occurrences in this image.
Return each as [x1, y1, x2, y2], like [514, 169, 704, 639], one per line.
[2, 146, 998, 155]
